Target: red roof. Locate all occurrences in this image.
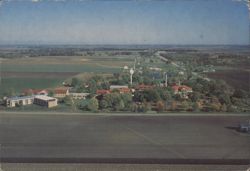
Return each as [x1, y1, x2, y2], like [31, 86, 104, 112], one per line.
[119, 88, 131, 93]
[96, 89, 111, 95]
[172, 85, 192, 92]
[23, 89, 48, 95]
[135, 84, 154, 90]
[54, 88, 69, 94]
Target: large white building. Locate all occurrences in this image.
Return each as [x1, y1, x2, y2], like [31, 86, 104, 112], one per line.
[6, 96, 35, 107]
[34, 95, 58, 108]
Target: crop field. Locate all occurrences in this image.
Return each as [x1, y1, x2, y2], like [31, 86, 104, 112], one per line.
[0, 113, 249, 162]
[0, 77, 65, 96]
[1, 55, 134, 73]
[207, 69, 250, 91]
[0, 54, 134, 96]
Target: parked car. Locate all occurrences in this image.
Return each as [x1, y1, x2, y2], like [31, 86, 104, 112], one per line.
[238, 121, 250, 133]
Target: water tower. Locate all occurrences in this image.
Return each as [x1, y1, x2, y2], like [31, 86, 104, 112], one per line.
[165, 73, 168, 87]
[130, 68, 134, 85]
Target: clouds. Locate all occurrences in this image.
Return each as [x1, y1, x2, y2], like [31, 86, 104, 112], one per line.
[232, 0, 250, 16]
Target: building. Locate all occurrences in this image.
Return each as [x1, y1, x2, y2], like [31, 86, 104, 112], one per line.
[68, 93, 90, 99]
[172, 85, 193, 99]
[110, 85, 128, 90]
[96, 89, 111, 95]
[34, 95, 58, 108]
[53, 87, 69, 98]
[135, 84, 155, 91]
[6, 96, 34, 107]
[172, 85, 192, 94]
[118, 88, 131, 94]
[22, 89, 48, 96]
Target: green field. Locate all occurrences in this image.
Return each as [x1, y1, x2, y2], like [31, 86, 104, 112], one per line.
[1, 55, 131, 96]
[0, 77, 64, 96]
[2, 63, 121, 73]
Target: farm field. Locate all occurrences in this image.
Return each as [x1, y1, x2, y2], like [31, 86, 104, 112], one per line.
[0, 54, 134, 96]
[0, 77, 65, 96]
[206, 69, 250, 91]
[0, 113, 249, 162]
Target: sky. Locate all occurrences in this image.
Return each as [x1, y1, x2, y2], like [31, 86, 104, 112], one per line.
[0, 0, 249, 45]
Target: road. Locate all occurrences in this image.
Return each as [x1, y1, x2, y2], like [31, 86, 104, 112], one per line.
[0, 112, 249, 165]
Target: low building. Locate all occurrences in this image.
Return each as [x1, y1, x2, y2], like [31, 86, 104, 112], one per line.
[118, 88, 131, 94]
[53, 87, 69, 98]
[172, 85, 193, 94]
[69, 93, 90, 99]
[96, 89, 111, 95]
[22, 89, 48, 96]
[135, 84, 155, 91]
[172, 85, 193, 99]
[110, 85, 128, 90]
[34, 95, 58, 108]
[6, 96, 34, 107]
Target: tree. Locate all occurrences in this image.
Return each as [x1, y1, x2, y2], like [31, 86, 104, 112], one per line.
[63, 96, 73, 106]
[144, 89, 160, 102]
[218, 93, 231, 106]
[190, 92, 201, 102]
[48, 90, 54, 97]
[87, 98, 99, 112]
[78, 100, 88, 110]
[121, 93, 133, 110]
[233, 89, 247, 99]
[142, 102, 151, 113]
[221, 103, 227, 112]
[192, 102, 200, 112]
[131, 103, 139, 112]
[114, 100, 125, 111]
[180, 101, 189, 111]
[71, 77, 81, 87]
[171, 101, 177, 111]
[156, 100, 165, 112]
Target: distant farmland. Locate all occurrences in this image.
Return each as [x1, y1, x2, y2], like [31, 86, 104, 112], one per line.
[0, 55, 133, 96]
[207, 69, 250, 91]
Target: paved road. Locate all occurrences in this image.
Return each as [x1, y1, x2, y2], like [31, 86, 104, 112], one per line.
[0, 113, 249, 164]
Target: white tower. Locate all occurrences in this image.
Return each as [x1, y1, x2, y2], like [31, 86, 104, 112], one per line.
[130, 68, 134, 85]
[165, 73, 168, 87]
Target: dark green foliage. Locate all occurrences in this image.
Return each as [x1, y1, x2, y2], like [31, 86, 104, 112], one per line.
[87, 98, 99, 112]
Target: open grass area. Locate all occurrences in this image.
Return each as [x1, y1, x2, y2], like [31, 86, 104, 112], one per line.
[0, 77, 65, 96]
[1, 55, 133, 73]
[2, 63, 121, 73]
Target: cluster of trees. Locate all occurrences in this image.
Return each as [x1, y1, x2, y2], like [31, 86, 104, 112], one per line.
[184, 78, 250, 112]
[99, 93, 132, 111]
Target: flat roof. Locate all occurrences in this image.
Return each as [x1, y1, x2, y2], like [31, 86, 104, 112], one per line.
[35, 95, 57, 101]
[110, 85, 128, 89]
[7, 96, 35, 101]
